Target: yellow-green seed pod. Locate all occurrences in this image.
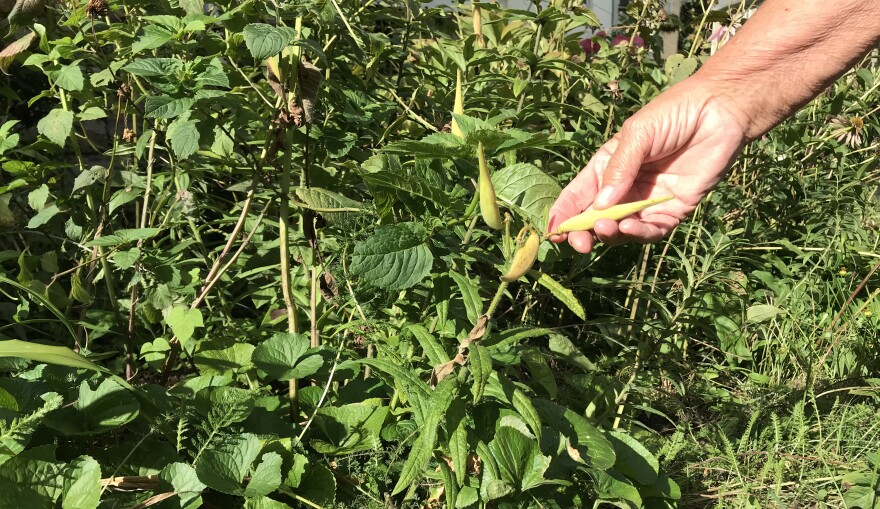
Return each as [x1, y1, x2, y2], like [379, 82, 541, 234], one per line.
[451, 69, 465, 139]
[478, 142, 503, 230]
[473, 3, 484, 47]
[555, 195, 674, 234]
[500, 228, 541, 282]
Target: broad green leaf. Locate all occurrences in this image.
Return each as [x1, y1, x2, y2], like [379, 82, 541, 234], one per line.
[132, 25, 175, 54]
[492, 163, 561, 227]
[361, 170, 451, 208]
[484, 374, 542, 443]
[485, 327, 553, 351]
[45, 379, 139, 435]
[144, 95, 194, 119]
[521, 348, 556, 399]
[27, 184, 49, 211]
[246, 497, 293, 509]
[449, 271, 483, 325]
[294, 187, 362, 214]
[350, 222, 433, 290]
[113, 247, 140, 270]
[0, 340, 105, 373]
[358, 357, 430, 424]
[456, 486, 478, 508]
[160, 463, 206, 509]
[746, 304, 781, 323]
[608, 431, 659, 485]
[591, 468, 642, 506]
[167, 118, 200, 159]
[195, 433, 261, 496]
[77, 107, 106, 121]
[294, 462, 336, 506]
[468, 344, 491, 403]
[391, 377, 457, 495]
[26, 204, 60, 228]
[534, 272, 586, 320]
[665, 54, 699, 85]
[439, 462, 458, 509]
[243, 452, 282, 497]
[381, 132, 465, 159]
[61, 456, 100, 509]
[407, 324, 448, 366]
[123, 57, 182, 77]
[54, 62, 84, 91]
[37, 109, 73, 147]
[532, 399, 615, 470]
[252, 332, 322, 381]
[243, 23, 290, 61]
[163, 306, 204, 346]
[488, 426, 552, 492]
[310, 402, 389, 455]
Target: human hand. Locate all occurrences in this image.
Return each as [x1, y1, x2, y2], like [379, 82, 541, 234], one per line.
[547, 80, 749, 254]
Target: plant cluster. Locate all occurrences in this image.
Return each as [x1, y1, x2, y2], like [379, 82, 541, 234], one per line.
[0, 1, 878, 508]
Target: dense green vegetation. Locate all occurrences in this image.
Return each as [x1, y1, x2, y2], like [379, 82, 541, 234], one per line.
[0, 0, 878, 507]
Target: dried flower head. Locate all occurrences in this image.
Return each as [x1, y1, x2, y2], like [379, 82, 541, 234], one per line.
[86, 0, 109, 19]
[122, 128, 135, 143]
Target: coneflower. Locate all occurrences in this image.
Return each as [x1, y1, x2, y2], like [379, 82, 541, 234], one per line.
[828, 115, 865, 148]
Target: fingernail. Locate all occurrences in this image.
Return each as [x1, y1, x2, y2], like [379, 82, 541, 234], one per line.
[595, 186, 614, 208]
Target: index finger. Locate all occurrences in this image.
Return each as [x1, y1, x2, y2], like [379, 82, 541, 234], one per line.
[546, 146, 612, 241]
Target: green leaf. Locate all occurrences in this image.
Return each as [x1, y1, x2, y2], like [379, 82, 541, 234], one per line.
[310, 402, 389, 455]
[532, 399, 615, 470]
[0, 393, 62, 465]
[37, 109, 73, 147]
[243, 452, 282, 497]
[665, 54, 699, 85]
[358, 357, 430, 424]
[84, 227, 162, 247]
[391, 377, 458, 495]
[521, 348, 556, 398]
[746, 304, 781, 323]
[484, 374, 542, 443]
[0, 340, 106, 373]
[26, 204, 59, 228]
[489, 426, 552, 492]
[167, 118, 200, 159]
[439, 461, 458, 509]
[468, 344, 492, 403]
[246, 497, 293, 509]
[456, 486, 478, 508]
[252, 333, 322, 381]
[54, 62, 84, 92]
[445, 397, 468, 487]
[407, 324, 448, 366]
[0, 32, 36, 73]
[163, 306, 204, 346]
[61, 456, 100, 509]
[591, 468, 642, 506]
[132, 25, 175, 54]
[144, 95, 194, 119]
[350, 222, 433, 290]
[123, 57, 182, 77]
[27, 184, 49, 211]
[294, 462, 336, 506]
[608, 431, 659, 485]
[243, 23, 290, 61]
[160, 463, 206, 509]
[534, 272, 585, 320]
[492, 163, 561, 227]
[548, 334, 597, 372]
[113, 247, 141, 270]
[195, 433, 261, 496]
[294, 187, 362, 214]
[77, 107, 106, 121]
[449, 271, 483, 325]
[361, 170, 451, 208]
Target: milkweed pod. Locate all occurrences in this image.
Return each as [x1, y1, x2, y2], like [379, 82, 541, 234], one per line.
[451, 69, 465, 139]
[555, 195, 674, 234]
[500, 228, 541, 282]
[473, 3, 484, 47]
[478, 142, 503, 230]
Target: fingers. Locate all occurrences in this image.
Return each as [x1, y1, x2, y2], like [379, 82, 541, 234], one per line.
[594, 120, 652, 209]
[546, 159, 601, 243]
[593, 214, 679, 246]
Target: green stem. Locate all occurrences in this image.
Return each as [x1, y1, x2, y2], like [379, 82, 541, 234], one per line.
[486, 281, 508, 318]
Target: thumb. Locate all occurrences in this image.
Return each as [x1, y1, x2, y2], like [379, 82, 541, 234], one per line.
[594, 123, 652, 209]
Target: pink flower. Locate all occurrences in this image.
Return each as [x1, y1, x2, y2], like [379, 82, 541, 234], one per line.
[580, 30, 607, 57]
[612, 34, 645, 48]
[707, 24, 735, 42]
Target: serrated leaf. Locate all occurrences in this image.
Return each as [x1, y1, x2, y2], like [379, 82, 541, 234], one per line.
[295, 462, 336, 506]
[195, 434, 261, 496]
[61, 456, 100, 509]
[132, 25, 175, 54]
[0, 31, 36, 73]
[26, 204, 59, 228]
[445, 397, 468, 487]
[243, 23, 289, 61]
[492, 163, 561, 227]
[488, 426, 552, 492]
[113, 247, 140, 270]
[310, 402, 388, 455]
[243, 452, 282, 497]
[294, 186, 362, 213]
[55, 62, 83, 91]
[608, 431, 659, 485]
[391, 377, 457, 495]
[84, 227, 162, 247]
[449, 271, 483, 325]
[350, 222, 433, 290]
[358, 357, 430, 424]
[144, 95, 193, 119]
[160, 463, 205, 509]
[167, 118, 200, 159]
[361, 170, 451, 208]
[123, 57, 182, 77]
[468, 344, 491, 403]
[163, 306, 204, 346]
[37, 109, 73, 147]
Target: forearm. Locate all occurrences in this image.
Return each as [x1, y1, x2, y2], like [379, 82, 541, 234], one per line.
[694, 0, 880, 140]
